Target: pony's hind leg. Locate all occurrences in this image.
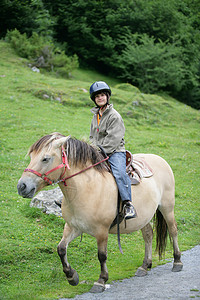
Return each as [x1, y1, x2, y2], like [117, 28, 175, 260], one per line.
[167, 212, 183, 272]
[57, 223, 81, 286]
[135, 223, 153, 277]
[160, 208, 183, 272]
[90, 233, 109, 293]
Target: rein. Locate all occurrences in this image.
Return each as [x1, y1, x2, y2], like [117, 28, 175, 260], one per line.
[61, 156, 109, 184]
[24, 146, 109, 186]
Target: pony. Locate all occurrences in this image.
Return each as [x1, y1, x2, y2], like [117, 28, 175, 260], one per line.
[17, 133, 183, 293]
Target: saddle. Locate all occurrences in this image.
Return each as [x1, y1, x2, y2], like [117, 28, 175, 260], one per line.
[99, 146, 153, 183]
[126, 151, 153, 184]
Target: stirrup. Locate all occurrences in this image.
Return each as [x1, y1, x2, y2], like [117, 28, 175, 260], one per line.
[123, 202, 137, 219]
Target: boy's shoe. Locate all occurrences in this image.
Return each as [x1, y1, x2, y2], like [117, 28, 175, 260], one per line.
[123, 201, 137, 219]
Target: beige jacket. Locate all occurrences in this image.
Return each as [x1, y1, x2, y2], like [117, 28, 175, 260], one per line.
[89, 104, 125, 155]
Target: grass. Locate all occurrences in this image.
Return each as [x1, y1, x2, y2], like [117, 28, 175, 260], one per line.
[0, 40, 200, 299]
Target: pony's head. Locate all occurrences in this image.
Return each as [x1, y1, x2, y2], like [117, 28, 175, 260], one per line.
[17, 133, 70, 198]
[17, 133, 107, 198]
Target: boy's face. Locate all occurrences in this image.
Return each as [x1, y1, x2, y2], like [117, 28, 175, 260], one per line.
[94, 93, 107, 107]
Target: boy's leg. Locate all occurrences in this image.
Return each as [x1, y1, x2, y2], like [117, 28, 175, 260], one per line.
[108, 152, 137, 219]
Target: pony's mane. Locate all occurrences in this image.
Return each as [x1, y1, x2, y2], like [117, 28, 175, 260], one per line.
[64, 138, 108, 173]
[28, 132, 65, 155]
[28, 133, 108, 173]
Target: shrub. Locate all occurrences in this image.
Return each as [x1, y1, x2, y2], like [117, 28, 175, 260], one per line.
[6, 29, 79, 77]
[50, 51, 79, 77]
[116, 34, 187, 94]
[5, 29, 29, 58]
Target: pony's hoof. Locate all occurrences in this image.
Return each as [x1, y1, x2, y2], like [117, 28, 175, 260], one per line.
[172, 262, 183, 272]
[67, 270, 79, 286]
[135, 266, 147, 277]
[90, 282, 105, 293]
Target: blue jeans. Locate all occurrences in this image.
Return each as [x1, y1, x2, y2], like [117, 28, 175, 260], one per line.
[108, 152, 132, 202]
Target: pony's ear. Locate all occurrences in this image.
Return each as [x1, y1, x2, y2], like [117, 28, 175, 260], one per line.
[54, 136, 71, 149]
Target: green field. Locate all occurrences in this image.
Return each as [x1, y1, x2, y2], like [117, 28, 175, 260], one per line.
[0, 41, 199, 299]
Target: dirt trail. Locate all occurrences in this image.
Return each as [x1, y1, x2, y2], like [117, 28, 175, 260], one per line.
[60, 245, 200, 300]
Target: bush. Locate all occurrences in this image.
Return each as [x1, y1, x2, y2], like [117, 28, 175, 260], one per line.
[50, 50, 78, 77]
[6, 29, 79, 77]
[5, 29, 30, 58]
[116, 34, 187, 94]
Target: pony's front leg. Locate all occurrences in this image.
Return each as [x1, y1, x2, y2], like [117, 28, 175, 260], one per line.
[90, 234, 108, 293]
[57, 223, 81, 286]
[135, 223, 153, 277]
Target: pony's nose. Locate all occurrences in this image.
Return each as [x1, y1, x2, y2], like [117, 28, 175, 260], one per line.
[17, 181, 27, 196]
[20, 183, 26, 191]
[17, 179, 36, 198]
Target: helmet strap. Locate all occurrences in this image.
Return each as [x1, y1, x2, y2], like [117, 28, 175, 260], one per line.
[100, 103, 108, 110]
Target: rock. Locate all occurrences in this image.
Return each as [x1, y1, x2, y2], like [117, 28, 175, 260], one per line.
[132, 100, 139, 106]
[30, 187, 62, 216]
[80, 88, 88, 93]
[31, 66, 40, 73]
[43, 94, 50, 99]
[55, 97, 62, 102]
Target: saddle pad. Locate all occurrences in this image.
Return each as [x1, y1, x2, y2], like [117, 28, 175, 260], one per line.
[127, 155, 153, 185]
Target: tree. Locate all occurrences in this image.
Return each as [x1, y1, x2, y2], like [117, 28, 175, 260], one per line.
[116, 34, 187, 94]
[0, 0, 54, 39]
[0, 0, 36, 38]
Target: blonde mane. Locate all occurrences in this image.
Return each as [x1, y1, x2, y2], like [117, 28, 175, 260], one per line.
[28, 132, 65, 155]
[28, 132, 108, 173]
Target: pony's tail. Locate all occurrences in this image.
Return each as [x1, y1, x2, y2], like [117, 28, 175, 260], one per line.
[154, 209, 169, 259]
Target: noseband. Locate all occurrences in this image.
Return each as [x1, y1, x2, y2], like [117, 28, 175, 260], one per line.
[24, 146, 109, 186]
[24, 146, 70, 186]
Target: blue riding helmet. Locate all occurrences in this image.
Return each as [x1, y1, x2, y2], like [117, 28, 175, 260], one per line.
[90, 81, 111, 101]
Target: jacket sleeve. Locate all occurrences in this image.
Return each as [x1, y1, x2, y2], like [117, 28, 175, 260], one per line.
[89, 116, 95, 143]
[101, 114, 125, 154]
[89, 123, 94, 142]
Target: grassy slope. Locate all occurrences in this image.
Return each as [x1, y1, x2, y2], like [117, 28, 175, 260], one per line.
[0, 41, 199, 299]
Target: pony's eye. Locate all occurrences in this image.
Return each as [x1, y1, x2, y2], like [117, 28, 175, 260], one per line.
[42, 157, 50, 163]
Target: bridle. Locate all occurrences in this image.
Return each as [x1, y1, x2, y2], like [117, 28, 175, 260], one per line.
[24, 146, 109, 186]
[24, 146, 70, 185]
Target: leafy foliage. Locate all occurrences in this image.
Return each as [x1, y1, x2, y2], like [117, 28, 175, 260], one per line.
[0, 0, 54, 39]
[43, 0, 200, 108]
[6, 29, 79, 77]
[116, 34, 187, 94]
[0, 0, 36, 37]
[0, 0, 200, 107]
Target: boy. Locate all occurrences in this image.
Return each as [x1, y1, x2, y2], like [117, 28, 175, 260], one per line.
[89, 81, 137, 219]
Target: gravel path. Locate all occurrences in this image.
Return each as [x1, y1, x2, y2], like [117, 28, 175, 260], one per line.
[60, 245, 200, 300]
